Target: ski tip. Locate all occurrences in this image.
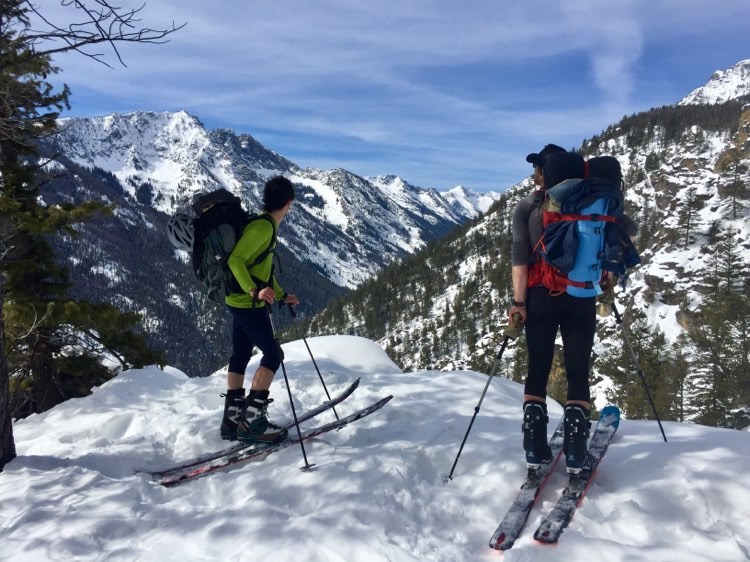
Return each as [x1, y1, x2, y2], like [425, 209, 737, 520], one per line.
[599, 404, 621, 428]
[533, 529, 558, 544]
[488, 533, 507, 550]
[534, 536, 558, 545]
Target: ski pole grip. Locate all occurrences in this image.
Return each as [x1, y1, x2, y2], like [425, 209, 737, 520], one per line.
[504, 312, 523, 339]
[287, 302, 297, 318]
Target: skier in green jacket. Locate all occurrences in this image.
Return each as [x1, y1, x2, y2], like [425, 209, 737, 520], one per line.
[220, 176, 299, 444]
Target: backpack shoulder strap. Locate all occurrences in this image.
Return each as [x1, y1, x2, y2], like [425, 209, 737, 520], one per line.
[246, 213, 277, 267]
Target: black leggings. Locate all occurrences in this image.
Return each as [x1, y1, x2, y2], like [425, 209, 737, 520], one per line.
[227, 306, 282, 374]
[523, 286, 596, 402]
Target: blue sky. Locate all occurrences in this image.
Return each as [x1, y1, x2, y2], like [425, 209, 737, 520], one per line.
[43, 0, 750, 192]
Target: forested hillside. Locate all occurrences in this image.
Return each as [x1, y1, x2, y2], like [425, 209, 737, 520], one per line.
[298, 99, 750, 429]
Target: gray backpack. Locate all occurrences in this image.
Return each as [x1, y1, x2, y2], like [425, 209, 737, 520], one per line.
[190, 189, 276, 303]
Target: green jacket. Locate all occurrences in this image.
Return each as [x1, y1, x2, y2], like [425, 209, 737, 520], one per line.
[225, 215, 284, 308]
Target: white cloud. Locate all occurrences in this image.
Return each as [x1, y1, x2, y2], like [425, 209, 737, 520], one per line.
[33, 0, 750, 190]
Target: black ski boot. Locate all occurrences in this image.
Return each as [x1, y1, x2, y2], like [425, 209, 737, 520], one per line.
[563, 404, 593, 475]
[220, 388, 246, 440]
[522, 401, 553, 469]
[237, 390, 288, 444]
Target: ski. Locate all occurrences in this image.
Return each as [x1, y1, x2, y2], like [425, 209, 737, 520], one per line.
[488, 417, 565, 551]
[156, 395, 393, 486]
[533, 405, 621, 544]
[142, 378, 361, 478]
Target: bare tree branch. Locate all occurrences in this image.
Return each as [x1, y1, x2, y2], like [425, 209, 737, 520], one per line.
[19, 0, 186, 68]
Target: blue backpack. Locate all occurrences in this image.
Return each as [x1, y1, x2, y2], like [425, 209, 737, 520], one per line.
[533, 157, 640, 297]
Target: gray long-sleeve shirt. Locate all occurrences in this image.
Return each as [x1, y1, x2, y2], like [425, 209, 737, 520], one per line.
[511, 191, 545, 267]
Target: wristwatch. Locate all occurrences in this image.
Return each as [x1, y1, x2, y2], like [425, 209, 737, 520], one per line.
[512, 300, 526, 307]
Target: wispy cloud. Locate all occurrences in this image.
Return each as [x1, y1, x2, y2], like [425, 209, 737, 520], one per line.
[41, 0, 750, 190]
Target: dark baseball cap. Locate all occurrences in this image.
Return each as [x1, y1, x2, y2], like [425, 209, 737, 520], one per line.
[525, 144, 567, 168]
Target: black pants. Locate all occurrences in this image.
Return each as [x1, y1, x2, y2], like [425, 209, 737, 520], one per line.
[227, 305, 282, 374]
[523, 286, 596, 402]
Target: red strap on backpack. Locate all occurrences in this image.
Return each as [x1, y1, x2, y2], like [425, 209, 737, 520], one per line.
[528, 239, 569, 295]
[528, 236, 603, 295]
[543, 211, 616, 227]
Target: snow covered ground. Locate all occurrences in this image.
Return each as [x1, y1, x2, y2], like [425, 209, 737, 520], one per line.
[2, 335, 749, 561]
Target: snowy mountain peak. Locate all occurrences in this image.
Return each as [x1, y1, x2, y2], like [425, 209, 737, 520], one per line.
[77, 110, 204, 136]
[369, 175, 500, 218]
[442, 184, 500, 215]
[56, 110, 220, 211]
[49, 110, 500, 290]
[679, 59, 750, 106]
[368, 174, 414, 192]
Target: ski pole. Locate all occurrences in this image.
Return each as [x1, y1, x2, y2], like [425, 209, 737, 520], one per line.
[611, 302, 668, 443]
[447, 314, 523, 481]
[267, 306, 315, 471]
[285, 303, 339, 420]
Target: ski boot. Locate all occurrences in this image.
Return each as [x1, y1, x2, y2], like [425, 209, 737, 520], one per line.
[563, 404, 593, 475]
[236, 390, 288, 444]
[522, 401, 553, 470]
[219, 388, 245, 440]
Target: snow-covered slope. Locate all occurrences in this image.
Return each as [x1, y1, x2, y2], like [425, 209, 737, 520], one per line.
[2, 336, 749, 561]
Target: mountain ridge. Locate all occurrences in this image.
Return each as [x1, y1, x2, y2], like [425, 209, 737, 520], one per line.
[43, 110, 501, 374]
[54, 110, 500, 289]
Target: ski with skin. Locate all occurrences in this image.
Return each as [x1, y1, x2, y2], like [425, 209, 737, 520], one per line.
[533, 405, 621, 544]
[142, 378, 361, 478]
[488, 417, 565, 551]
[156, 395, 393, 486]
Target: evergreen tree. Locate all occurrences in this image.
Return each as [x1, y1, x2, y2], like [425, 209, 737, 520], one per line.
[645, 152, 660, 172]
[0, 0, 181, 470]
[545, 345, 568, 406]
[599, 309, 684, 421]
[722, 157, 748, 221]
[508, 335, 528, 385]
[677, 186, 701, 248]
[688, 237, 750, 427]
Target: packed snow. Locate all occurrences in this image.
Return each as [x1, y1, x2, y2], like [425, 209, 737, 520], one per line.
[2, 335, 749, 561]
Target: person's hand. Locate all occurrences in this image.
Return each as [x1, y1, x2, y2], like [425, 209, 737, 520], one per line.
[283, 293, 300, 307]
[600, 271, 617, 293]
[507, 306, 526, 337]
[255, 287, 275, 304]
